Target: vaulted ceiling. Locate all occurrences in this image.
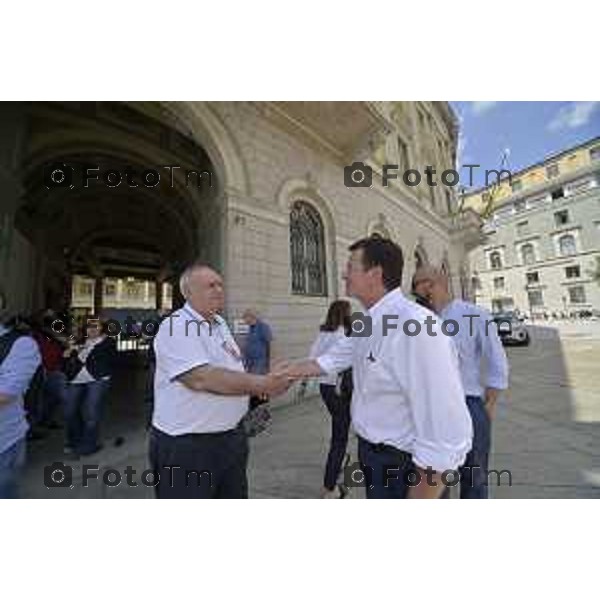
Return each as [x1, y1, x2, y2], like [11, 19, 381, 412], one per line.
[15, 102, 215, 279]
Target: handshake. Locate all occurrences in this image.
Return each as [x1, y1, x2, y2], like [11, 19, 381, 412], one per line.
[255, 359, 322, 398]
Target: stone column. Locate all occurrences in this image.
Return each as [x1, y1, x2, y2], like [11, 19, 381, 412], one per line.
[94, 276, 103, 315]
[155, 279, 164, 310]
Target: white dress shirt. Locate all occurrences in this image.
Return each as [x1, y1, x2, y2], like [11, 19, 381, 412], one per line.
[440, 299, 509, 398]
[315, 288, 472, 472]
[152, 303, 248, 435]
[70, 335, 110, 384]
[309, 328, 347, 386]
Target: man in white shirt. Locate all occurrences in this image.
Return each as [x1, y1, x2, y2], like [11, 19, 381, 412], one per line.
[413, 265, 509, 498]
[277, 236, 473, 499]
[149, 262, 292, 499]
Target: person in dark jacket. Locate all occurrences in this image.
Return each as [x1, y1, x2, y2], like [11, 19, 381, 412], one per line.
[63, 315, 117, 456]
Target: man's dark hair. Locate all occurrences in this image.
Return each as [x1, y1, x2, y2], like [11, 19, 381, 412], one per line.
[348, 235, 403, 291]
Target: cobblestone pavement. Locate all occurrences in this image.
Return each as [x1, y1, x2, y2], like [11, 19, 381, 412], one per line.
[20, 322, 600, 498]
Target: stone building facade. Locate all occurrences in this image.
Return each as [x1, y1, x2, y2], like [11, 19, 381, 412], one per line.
[465, 137, 600, 317]
[0, 101, 480, 361]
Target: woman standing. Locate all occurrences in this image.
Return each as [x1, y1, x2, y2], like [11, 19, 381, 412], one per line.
[309, 300, 353, 499]
[63, 316, 117, 457]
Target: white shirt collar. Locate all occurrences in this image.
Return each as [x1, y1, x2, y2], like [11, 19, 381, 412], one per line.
[367, 287, 404, 318]
[182, 302, 224, 327]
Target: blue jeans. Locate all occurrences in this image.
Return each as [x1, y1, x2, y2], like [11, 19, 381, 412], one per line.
[64, 380, 110, 455]
[41, 371, 67, 424]
[458, 396, 491, 499]
[0, 437, 27, 499]
[357, 437, 420, 499]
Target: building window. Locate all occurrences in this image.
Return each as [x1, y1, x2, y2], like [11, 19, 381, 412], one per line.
[511, 179, 523, 192]
[489, 251, 503, 270]
[290, 201, 327, 296]
[78, 282, 93, 296]
[546, 163, 560, 178]
[568, 286, 586, 304]
[521, 243, 536, 265]
[493, 277, 505, 290]
[104, 283, 117, 296]
[551, 187, 565, 201]
[126, 283, 140, 297]
[590, 146, 600, 161]
[565, 265, 581, 279]
[516, 220, 529, 237]
[528, 290, 544, 307]
[526, 272, 539, 285]
[554, 209, 569, 226]
[558, 234, 577, 257]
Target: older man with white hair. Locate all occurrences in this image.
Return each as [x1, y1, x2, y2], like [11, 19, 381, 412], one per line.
[149, 261, 291, 499]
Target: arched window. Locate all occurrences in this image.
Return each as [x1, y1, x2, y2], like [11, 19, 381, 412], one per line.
[489, 251, 503, 269]
[290, 201, 327, 296]
[559, 234, 576, 257]
[521, 243, 536, 265]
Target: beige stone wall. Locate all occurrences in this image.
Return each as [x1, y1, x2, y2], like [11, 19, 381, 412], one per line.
[199, 102, 469, 362]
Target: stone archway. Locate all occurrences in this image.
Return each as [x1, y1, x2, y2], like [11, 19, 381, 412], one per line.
[11, 101, 229, 315]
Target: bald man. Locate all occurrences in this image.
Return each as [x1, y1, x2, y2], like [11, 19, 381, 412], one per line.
[413, 265, 509, 499]
[149, 262, 291, 499]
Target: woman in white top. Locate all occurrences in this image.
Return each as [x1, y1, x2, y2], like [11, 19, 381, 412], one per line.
[309, 300, 353, 499]
[63, 316, 117, 456]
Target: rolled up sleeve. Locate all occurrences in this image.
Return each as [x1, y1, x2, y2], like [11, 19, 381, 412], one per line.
[480, 311, 509, 390]
[315, 334, 354, 376]
[401, 329, 473, 472]
[155, 317, 212, 382]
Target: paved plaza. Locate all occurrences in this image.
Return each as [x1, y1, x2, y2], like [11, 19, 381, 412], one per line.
[20, 321, 600, 499]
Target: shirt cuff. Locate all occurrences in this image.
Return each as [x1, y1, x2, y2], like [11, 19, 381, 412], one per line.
[486, 376, 508, 390]
[315, 355, 337, 376]
[412, 438, 473, 473]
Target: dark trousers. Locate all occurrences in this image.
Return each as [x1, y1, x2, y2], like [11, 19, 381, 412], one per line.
[320, 384, 351, 491]
[357, 437, 421, 499]
[149, 426, 249, 499]
[64, 379, 109, 455]
[41, 371, 66, 424]
[458, 396, 491, 499]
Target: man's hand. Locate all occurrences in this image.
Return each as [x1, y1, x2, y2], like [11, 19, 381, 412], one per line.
[259, 372, 294, 398]
[273, 359, 323, 380]
[484, 388, 501, 420]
